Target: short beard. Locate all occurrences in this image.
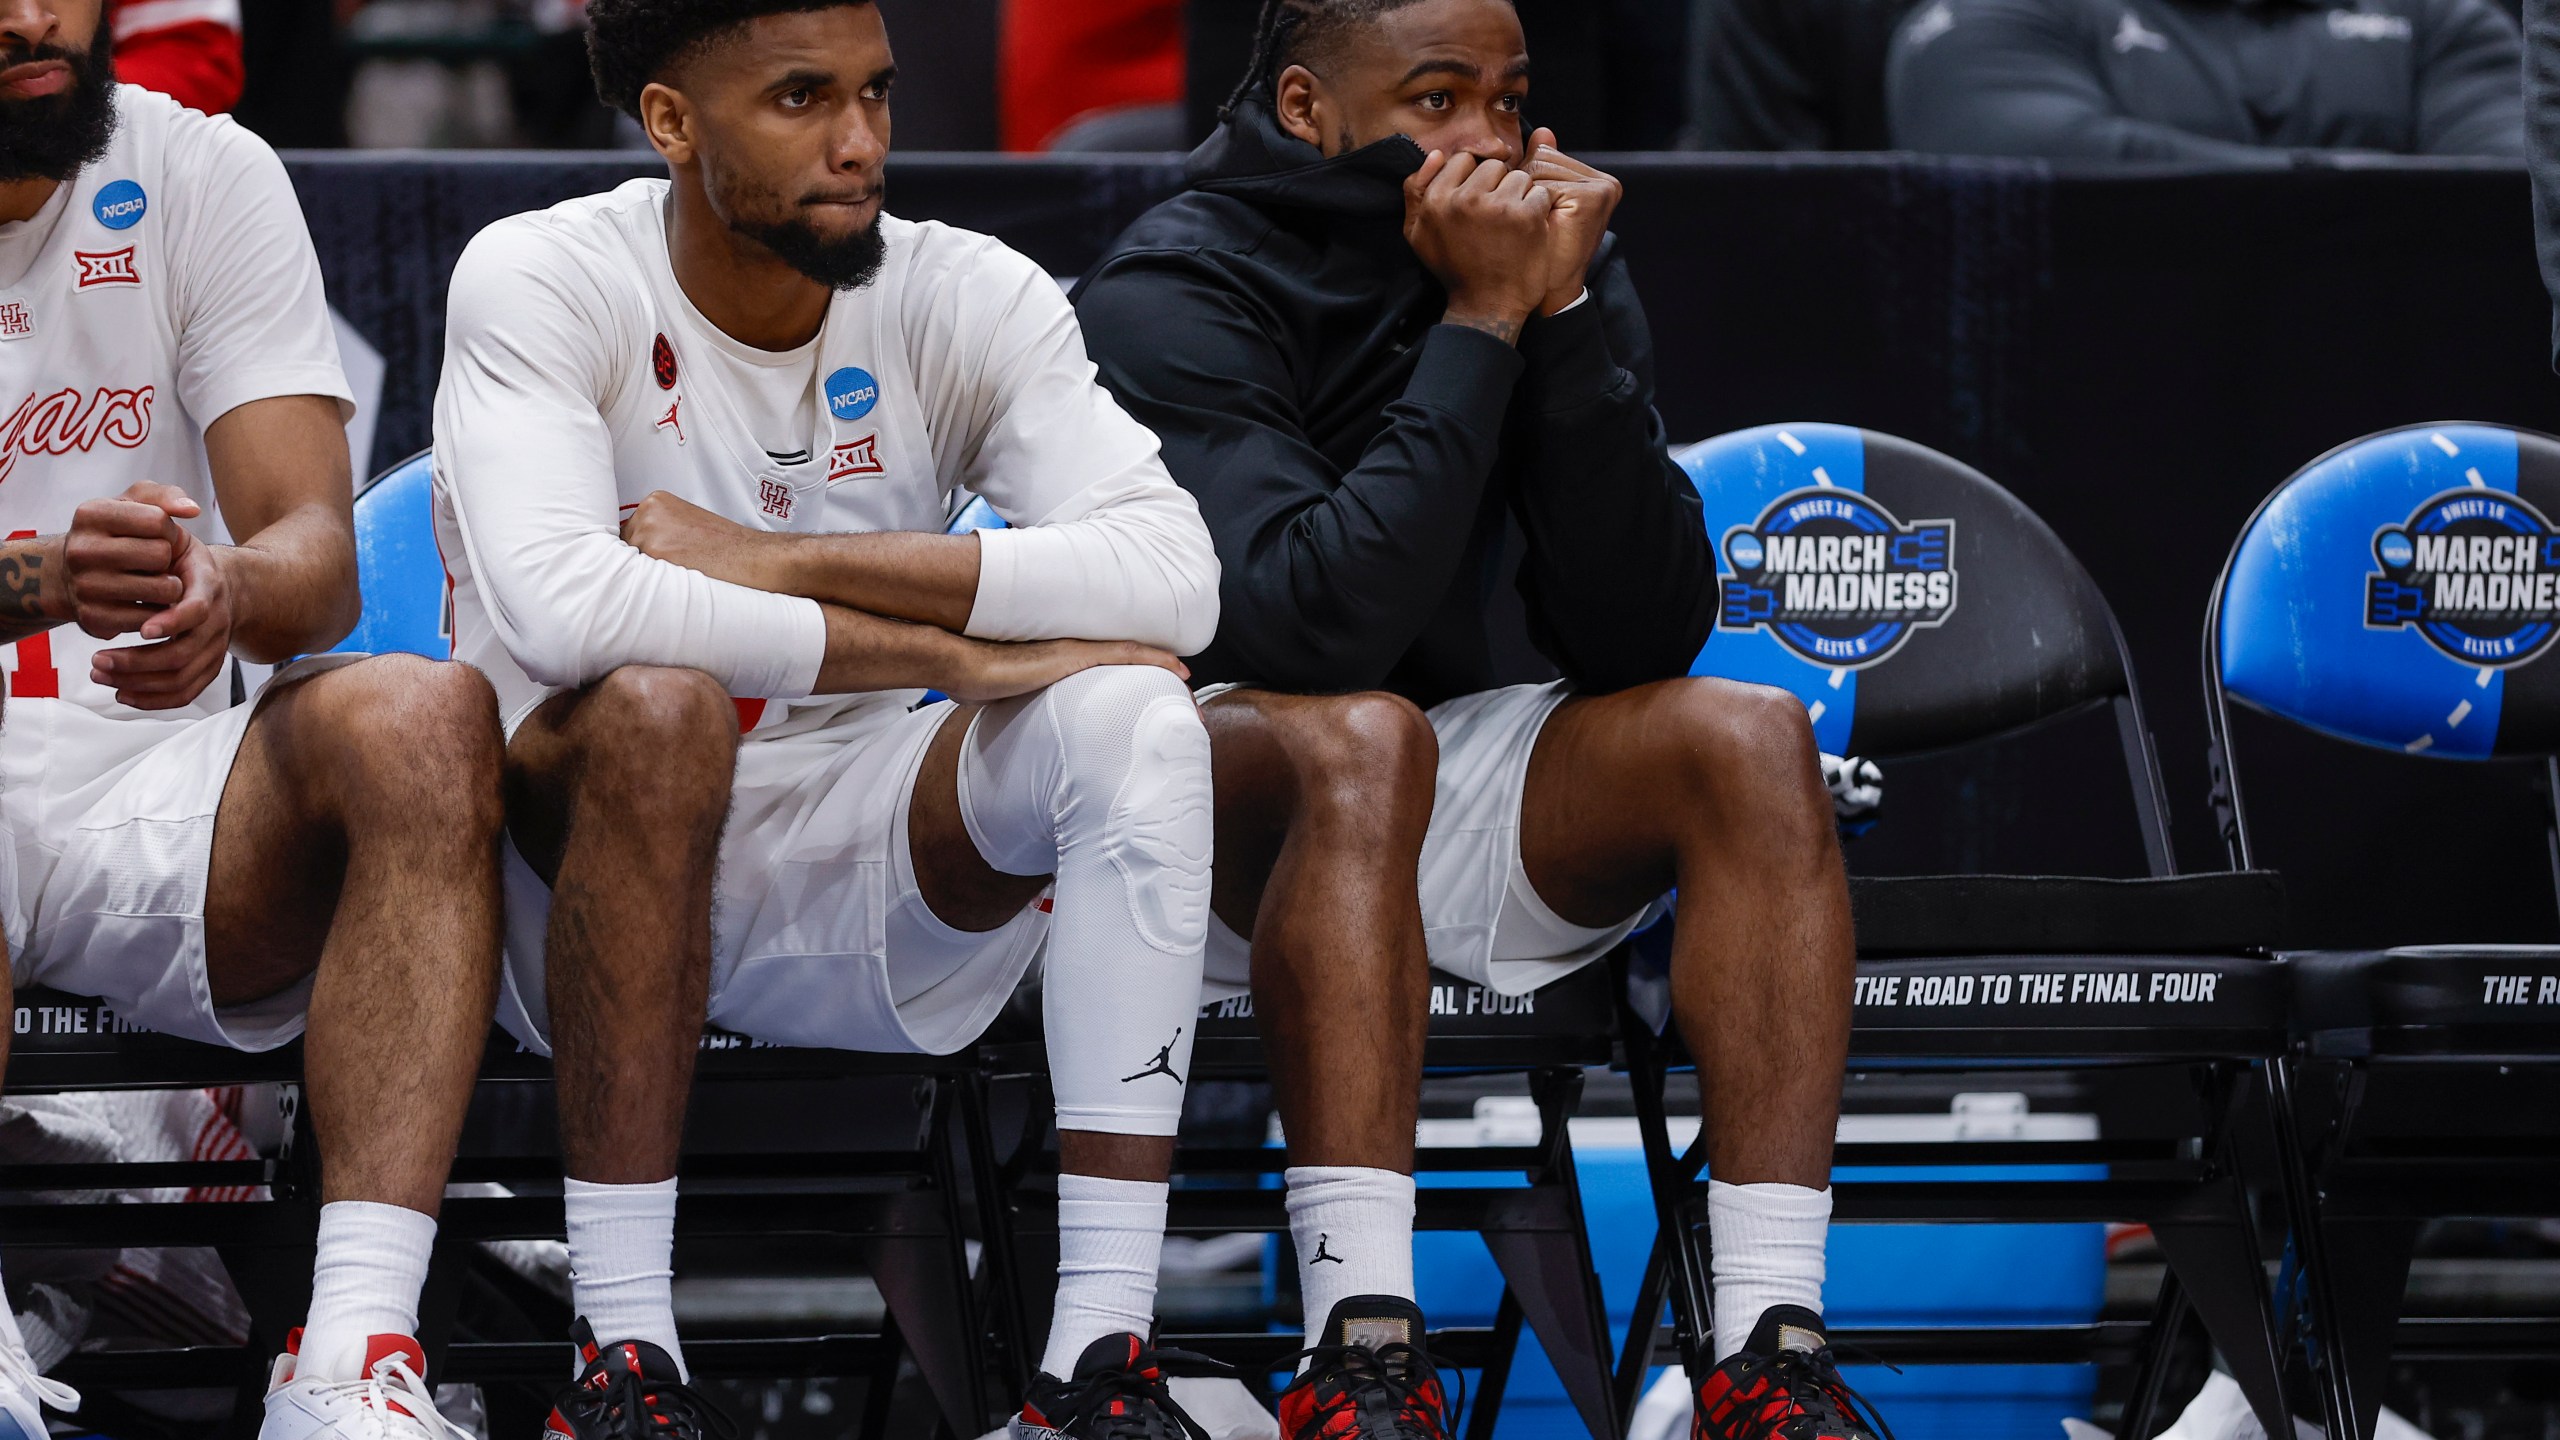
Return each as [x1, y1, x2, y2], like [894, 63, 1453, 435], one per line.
[0, 30, 117, 184]
[738, 209, 888, 292]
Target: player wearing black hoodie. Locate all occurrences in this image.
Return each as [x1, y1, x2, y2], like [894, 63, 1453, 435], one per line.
[1073, 4, 1878, 1439]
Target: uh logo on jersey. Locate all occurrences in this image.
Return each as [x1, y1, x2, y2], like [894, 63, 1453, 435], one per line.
[2367, 489, 2560, 666]
[1717, 488, 1958, 666]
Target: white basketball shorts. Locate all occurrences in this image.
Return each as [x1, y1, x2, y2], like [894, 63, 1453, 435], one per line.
[0, 662, 355, 1050]
[494, 695, 1050, 1058]
[1201, 679, 1666, 999]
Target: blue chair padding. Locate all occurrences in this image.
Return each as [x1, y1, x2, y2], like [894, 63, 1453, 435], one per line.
[1679, 424, 2126, 758]
[2216, 423, 2560, 759]
[332, 450, 449, 661]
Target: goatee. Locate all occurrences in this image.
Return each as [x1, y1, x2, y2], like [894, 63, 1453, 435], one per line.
[0, 31, 116, 184]
[741, 210, 888, 292]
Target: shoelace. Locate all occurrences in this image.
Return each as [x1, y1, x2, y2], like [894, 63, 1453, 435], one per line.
[0, 1338, 77, 1417]
[1285, 1341, 1462, 1440]
[1741, 1350, 1896, 1440]
[1037, 1344, 1226, 1440]
[307, 1354, 472, 1440]
[550, 1364, 737, 1440]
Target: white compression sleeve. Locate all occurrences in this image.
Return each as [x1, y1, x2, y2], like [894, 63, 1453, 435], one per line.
[959, 665, 1213, 1136]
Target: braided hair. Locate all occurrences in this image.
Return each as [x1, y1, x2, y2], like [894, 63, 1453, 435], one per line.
[1221, 0, 1506, 120]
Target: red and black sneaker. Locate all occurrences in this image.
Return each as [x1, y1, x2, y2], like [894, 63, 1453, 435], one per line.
[1693, 1306, 1893, 1440]
[545, 1319, 734, 1440]
[1011, 1333, 1226, 1439]
[1277, 1296, 1458, 1439]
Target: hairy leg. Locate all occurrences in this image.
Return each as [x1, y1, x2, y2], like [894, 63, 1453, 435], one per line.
[1200, 690, 1438, 1174]
[1518, 678, 1851, 1185]
[506, 667, 738, 1184]
[204, 654, 506, 1214]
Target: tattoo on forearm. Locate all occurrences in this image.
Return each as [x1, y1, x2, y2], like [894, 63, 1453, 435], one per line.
[0, 549, 44, 621]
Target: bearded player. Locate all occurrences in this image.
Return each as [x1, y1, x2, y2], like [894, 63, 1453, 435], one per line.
[1076, 2, 1889, 1437]
[0, 1, 506, 1436]
[431, 2, 1238, 1435]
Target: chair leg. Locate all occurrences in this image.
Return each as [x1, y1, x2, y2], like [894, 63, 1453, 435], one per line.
[2150, 1214, 2287, 1440]
[865, 1187, 993, 1437]
[1615, 1235, 1673, 1426]
[1625, 1015, 1713, 1381]
[2262, 1054, 2376, 1440]
[2308, 1219, 2416, 1440]
[1463, 1288, 1526, 1440]
[2118, 1267, 2189, 1440]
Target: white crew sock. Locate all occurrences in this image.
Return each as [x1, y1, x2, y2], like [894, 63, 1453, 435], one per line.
[1285, 1166, 1417, 1351]
[300, 1201, 436, 1382]
[563, 1176, 686, 1380]
[1707, 1180, 1832, 1362]
[1043, 1174, 1167, 1378]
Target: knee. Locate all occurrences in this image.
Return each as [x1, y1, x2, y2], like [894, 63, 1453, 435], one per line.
[570, 666, 739, 814]
[1045, 664, 1209, 788]
[1281, 691, 1437, 833]
[1660, 678, 1827, 829]
[326, 656, 504, 833]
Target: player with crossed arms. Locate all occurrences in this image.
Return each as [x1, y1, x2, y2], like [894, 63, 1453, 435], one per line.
[429, 0, 1314, 1434]
[0, 1, 507, 1435]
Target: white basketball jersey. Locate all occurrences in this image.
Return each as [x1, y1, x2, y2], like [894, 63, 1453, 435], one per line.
[0, 87, 351, 722]
[435, 178, 1217, 737]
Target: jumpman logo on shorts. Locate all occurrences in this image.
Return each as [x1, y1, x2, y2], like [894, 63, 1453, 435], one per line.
[1310, 1233, 1345, 1265]
[1120, 1027, 1184, 1084]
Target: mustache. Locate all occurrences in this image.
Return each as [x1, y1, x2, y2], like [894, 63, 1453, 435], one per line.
[0, 40, 84, 70]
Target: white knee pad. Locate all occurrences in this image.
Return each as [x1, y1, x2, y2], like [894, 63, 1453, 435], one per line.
[959, 665, 1214, 948]
[957, 665, 1213, 1136]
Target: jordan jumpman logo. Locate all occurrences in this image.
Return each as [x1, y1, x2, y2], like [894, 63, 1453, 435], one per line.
[1120, 1027, 1184, 1084]
[1310, 1233, 1345, 1265]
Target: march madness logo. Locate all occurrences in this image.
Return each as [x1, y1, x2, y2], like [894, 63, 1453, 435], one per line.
[73, 248, 138, 289]
[2366, 489, 2560, 666]
[0, 387, 155, 484]
[1717, 488, 1957, 667]
[827, 436, 883, 482]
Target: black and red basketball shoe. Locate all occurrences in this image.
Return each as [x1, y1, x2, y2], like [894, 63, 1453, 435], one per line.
[545, 1319, 733, 1440]
[1012, 1333, 1225, 1439]
[1276, 1296, 1457, 1439]
[1692, 1306, 1893, 1440]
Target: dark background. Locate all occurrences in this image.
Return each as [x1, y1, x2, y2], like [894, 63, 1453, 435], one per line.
[288, 150, 2560, 948]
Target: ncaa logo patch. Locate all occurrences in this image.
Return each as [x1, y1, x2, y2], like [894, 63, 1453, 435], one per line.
[92, 180, 146, 231]
[2366, 488, 2560, 666]
[825, 366, 879, 423]
[828, 435, 884, 482]
[1718, 488, 1958, 667]
[73, 248, 139, 289]
[652, 333, 678, 389]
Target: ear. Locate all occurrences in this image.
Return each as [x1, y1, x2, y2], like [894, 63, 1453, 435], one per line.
[638, 81, 695, 165]
[1272, 63, 1329, 151]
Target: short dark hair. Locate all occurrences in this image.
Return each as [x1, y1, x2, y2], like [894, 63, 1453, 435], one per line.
[1222, 0, 1512, 120]
[587, 0, 874, 119]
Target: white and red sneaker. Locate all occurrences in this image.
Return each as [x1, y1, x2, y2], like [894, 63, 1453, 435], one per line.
[261, 1330, 464, 1440]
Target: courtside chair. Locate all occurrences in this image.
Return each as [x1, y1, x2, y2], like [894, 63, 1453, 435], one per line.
[1617, 424, 2300, 1440]
[337, 452, 1000, 1436]
[2205, 422, 2560, 1440]
[945, 501, 1628, 1440]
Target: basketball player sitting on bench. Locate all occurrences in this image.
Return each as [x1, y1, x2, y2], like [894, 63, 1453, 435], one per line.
[1074, 3, 1890, 1437]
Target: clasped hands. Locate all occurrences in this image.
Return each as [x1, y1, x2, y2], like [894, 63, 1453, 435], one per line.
[1402, 127, 1625, 340]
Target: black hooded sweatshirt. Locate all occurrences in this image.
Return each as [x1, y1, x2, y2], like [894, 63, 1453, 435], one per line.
[1069, 98, 1715, 710]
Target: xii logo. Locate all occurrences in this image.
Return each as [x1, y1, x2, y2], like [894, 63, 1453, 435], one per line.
[73, 248, 140, 289]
